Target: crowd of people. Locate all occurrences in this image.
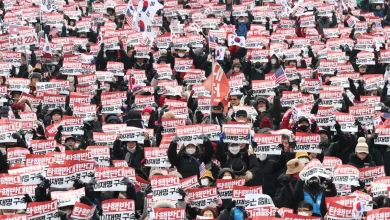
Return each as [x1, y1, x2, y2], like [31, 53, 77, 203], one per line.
[2, 0, 390, 219]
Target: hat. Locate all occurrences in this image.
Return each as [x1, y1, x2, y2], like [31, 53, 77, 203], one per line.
[295, 152, 309, 159]
[236, 110, 247, 118]
[105, 114, 121, 123]
[65, 136, 76, 143]
[162, 111, 175, 119]
[212, 102, 224, 109]
[50, 108, 63, 117]
[157, 56, 168, 63]
[318, 129, 329, 135]
[356, 137, 369, 153]
[298, 117, 310, 125]
[0, 106, 9, 117]
[29, 72, 42, 80]
[286, 159, 305, 174]
[231, 62, 242, 69]
[358, 64, 367, 68]
[200, 170, 214, 180]
[10, 91, 22, 96]
[149, 168, 168, 179]
[153, 200, 176, 209]
[142, 106, 153, 115]
[231, 159, 247, 176]
[132, 84, 143, 94]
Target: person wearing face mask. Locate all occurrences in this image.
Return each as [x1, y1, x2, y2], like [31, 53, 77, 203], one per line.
[229, 146, 262, 188]
[199, 170, 215, 187]
[103, 82, 112, 92]
[253, 91, 282, 130]
[348, 137, 376, 168]
[274, 159, 304, 209]
[201, 102, 228, 126]
[168, 135, 214, 178]
[243, 56, 268, 82]
[216, 135, 250, 169]
[233, 110, 249, 123]
[112, 134, 147, 169]
[323, 121, 357, 164]
[227, 96, 243, 120]
[295, 152, 310, 164]
[294, 175, 336, 217]
[316, 10, 337, 35]
[374, 4, 386, 17]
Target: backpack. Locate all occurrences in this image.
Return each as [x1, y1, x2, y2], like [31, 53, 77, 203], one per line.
[236, 22, 248, 38]
[231, 207, 244, 220]
[273, 183, 294, 208]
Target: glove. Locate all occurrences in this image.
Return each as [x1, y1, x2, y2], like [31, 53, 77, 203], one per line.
[22, 194, 33, 203]
[177, 188, 186, 196]
[219, 132, 225, 143]
[11, 132, 21, 140]
[348, 78, 354, 84]
[57, 125, 63, 132]
[172, 136, 179, 143]
[334, 121, 341, 131]
[274, 87, 280, 97]
[354, 119, 362, 127]
[153, 73, 159, 79]
[100, 43, 105, 50]
[73, 179, 85, 189]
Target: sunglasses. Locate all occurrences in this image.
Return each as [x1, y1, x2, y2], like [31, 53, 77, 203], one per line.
[212, 107, 223, 111]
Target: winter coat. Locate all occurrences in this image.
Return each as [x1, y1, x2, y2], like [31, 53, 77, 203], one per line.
[316, 13, 338, 35]
[167, 140, 215, 178]
[202, 114, 228, 126]
[253, 96, 282, 128]
[215, 142, 250, 169]
[275, 173, 299, 209]
[112, 140, 145, 169]
[323, 132, 356, 164]
[348, 153, 376, 169]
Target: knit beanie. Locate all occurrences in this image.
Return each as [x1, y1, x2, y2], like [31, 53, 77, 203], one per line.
[356, 137, 369, 153]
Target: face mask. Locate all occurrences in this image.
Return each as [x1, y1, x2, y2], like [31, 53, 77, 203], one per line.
[237, 120, 246, 123]
[144, 116, 150, 121]
[258, 154, 267, 161]
[201, 178, 209, 186]
[320, 137, 329, 145]
[292, 87, 298, 91]
[103, 86, 110, 92]
[254, 64, 261, 69]
[258, 107, 266, 112]
[186, 147, 196, 154]
[222, 176, 232, 180]
[271, 59, 277, 64]
[298, 212, 310, 216]
[74, 143, 80, 149]
[299, 125, 308, 131]
[321, 17, 327, 21]
[68, 76, 74, 83]
[299, 157, 309, 164]
[239, 19, 245, 23]
[0, 147, 5, 155]
[229, 146, 240, 155]
[308, 179, 319, 188]
[178, 53, 185, 57]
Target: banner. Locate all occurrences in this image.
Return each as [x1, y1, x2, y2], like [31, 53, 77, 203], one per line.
[244, 194, 275, 218]
[185, 187, 218, 209]
[222, 124, 251, 144]
[294, 132, 321, 154]
[144, 147, 171, 167]
[71, 202, 96, 219]
[26, 200, 59, 220]
[86, 146, 110, 167]
[358, 166, 385, 186]
[180, 175, 200, 190]
[101, 199, 136, 219]
[232, 186, 263, 207]
[150, 175, 182, 200]
[51, 187, 85, 207]
[253, 134, 282, 155]
[0, 184, 36, 209]
[176, 125, 203, 145]
[8, 165, 43, 185]
[333, 165, 360, 186]
[94, 167, 135, 191]
[216, 178, 245, 199]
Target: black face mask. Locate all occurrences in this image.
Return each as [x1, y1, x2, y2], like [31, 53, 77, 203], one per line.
[299, 125, 309, 131]
[320, 137, 329, 146]
[308, 180, 320, 188]
[321, 17, 328, 21]
[254, 64, 261, 69]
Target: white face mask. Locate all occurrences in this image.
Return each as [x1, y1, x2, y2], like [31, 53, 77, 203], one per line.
[186, 147, 196, 154]
[178, 53, 185, 57]
[229, 146, 240, 155]
[299, 157, 309, 164]
[271, 59, 277, 64]
[201, 178, 209, 186]
[292, 87, 298, 91]
[258, 107, 266, 112]
[143, 116, 150, 121]
[0, 147, 5, 156]
[103, 86, 110, 92]
[237, 120, 246, 123]
[298, 212, 310, 216]
[222, 176, 232, 180]
[258, 154, 267, 161]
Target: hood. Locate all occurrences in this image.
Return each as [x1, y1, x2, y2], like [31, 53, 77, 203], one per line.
[349, 153, 373, 167]
[253, 96, 270, 110]
[217, 168, 236, 179]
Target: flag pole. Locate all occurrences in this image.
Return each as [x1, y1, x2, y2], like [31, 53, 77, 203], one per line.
[208, 33, 213, 121]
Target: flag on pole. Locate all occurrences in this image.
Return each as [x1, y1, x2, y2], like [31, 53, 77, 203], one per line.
[228, 34, 245, 47]
[43, 34, 52, 54]
[215, 46, 226, 60]
[49, 27, 58, 37]
[199, 162, 207, 177]
[272, 67, 287, 84]
[203, 59, 230, 104]
[125, 0, 135, 27]
[208, 34, 218, 49]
